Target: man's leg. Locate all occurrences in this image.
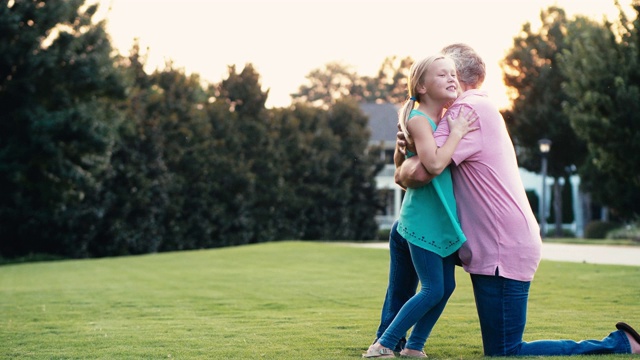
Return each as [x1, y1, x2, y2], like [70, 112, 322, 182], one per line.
[374, 221, 418, 352]
[471, 273, 632, 356]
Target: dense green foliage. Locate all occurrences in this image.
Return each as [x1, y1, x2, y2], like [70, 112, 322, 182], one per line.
[501, 1, 640, 221]
[559, 2, 640, 219]
[3, 0, 640, 258]
[501, 7, 587, 235]
[0, 1, 382, 259]
[1, 242, 639, 359]
[0, 0, 126, 257]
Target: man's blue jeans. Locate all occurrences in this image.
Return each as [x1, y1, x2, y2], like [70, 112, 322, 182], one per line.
[471, 273, 632, 355]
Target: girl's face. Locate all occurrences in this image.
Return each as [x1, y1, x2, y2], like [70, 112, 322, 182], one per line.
[423, 58, 459, 102]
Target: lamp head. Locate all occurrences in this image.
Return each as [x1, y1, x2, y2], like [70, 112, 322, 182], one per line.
[538, 138, 552, 154]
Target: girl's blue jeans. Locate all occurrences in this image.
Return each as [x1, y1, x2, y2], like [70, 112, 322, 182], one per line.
[376, 222, 457, 352]
[375, 221, 417, 351]
[471, 273, 631, 355]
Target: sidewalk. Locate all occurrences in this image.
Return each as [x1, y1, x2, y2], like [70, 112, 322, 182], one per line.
[541, 242, 640, 266]
[354, 242, 640, 267]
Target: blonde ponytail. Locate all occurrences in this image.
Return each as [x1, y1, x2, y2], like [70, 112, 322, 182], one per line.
[398, 97, 416, 145]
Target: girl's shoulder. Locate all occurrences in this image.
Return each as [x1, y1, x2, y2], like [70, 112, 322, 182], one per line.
[408, 109, 436, 130]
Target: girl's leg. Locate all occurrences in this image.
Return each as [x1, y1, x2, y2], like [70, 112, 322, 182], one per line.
[375, 221, 418, 351]
[377, 244, 447, 351]
[404, 251, 457, 351]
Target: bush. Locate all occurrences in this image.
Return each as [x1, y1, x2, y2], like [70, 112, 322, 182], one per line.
[544, 228, 576, 238]
[607, 222, 640, 242]
[376, 228, 391, 241]
[584, 221, 621, 239]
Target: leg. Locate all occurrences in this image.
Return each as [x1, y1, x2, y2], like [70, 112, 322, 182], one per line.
[377, 244, 448, 352]
[404, 251, 457, 352]
[471, 274, 632, 356]
[374, 221, 418, 351]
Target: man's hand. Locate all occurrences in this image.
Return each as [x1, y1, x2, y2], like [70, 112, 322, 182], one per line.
[396, 127, 416, 156]
[394, 123, 434, 189]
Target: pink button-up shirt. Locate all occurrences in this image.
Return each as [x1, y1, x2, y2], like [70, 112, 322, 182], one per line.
[434, 89, 541, 282]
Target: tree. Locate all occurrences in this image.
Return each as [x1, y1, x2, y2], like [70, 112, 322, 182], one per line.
[325, 99, 382, 240]
[358, 56, 413, 104]
[291, 57, 413, 108]
[291, 62, 359, 109]
[217, 63, 280, 244]
[89, 42, 174, 256]
[0, 0, 126, 257]
[501, 6, 587, 235]
[558, 1, 640, 219]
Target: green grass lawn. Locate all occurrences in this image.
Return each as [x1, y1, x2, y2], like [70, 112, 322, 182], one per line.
[1, 241, 639, 359]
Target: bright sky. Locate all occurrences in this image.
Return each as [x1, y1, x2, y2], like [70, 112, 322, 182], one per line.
[95, 0, 633, 109]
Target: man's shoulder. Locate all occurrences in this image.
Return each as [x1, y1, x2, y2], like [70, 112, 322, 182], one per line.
[452, 91, 499, 115]
[459, 89, 492, 105]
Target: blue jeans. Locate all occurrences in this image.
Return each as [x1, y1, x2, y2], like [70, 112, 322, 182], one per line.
[376, 221, 457, 352]
[471, 273, 632, 355]
[375, 221, 418, 351]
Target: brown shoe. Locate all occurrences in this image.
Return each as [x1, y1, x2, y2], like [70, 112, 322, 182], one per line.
[616, 322, 640, 353]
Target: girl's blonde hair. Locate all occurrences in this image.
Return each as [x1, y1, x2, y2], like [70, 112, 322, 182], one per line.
[398, 54, 447, 145]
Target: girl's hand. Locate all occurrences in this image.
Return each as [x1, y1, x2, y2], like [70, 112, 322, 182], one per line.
[447, 106, 479, 139]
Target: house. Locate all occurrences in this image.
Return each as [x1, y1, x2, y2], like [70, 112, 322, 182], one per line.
[361, 103, 403, 230]
[360, 103, 585, 236]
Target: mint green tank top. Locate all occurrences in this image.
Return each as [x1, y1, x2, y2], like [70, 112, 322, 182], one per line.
[397, 109, 466, 257]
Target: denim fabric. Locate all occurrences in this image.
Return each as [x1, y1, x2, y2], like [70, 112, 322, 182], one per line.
[377, 223, 457, 352]
[471, 274, 632, 356]
[375, 221, 417, 351]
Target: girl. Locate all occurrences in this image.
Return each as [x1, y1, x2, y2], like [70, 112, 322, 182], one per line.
[364, 54, 477, 358]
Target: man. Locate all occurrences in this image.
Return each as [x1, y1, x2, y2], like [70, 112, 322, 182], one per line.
[376, 43, 640, 356]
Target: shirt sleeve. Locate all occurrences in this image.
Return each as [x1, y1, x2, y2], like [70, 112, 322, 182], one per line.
[434, 103, 482, 166]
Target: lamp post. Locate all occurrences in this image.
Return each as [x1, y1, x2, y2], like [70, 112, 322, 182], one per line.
[538, 139, 552, 238]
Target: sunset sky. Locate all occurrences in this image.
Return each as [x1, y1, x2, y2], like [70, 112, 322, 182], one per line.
[95, 0, 634, 109]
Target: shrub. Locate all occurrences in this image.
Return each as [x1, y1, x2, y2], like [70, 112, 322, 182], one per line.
[607, 222, 640, 242]
[545, 228, 576, 238]
[376, 228, 391, 241]
[584, 221, 621, 239]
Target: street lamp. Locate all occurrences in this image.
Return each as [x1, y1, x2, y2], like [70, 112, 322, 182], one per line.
[538, 138, 552, 238]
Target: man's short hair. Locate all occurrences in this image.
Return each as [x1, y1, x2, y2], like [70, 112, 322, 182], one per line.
[441, 43, 486, 88]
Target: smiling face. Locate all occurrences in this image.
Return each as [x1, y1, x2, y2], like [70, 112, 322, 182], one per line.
[420, 57, 459, 103]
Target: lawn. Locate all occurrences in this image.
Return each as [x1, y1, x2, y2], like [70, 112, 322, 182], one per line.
[1, 241, 639, 359]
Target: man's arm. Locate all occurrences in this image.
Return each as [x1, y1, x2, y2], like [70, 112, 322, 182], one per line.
[394, 130, 435, 189]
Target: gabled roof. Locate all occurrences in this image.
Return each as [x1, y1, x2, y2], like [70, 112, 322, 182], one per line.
[360, 102, 400, 148]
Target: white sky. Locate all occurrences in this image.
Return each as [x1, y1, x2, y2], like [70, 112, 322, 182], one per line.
[95, 0, 633, 109]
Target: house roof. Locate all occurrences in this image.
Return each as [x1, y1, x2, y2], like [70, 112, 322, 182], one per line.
[360, 103, 399, 147]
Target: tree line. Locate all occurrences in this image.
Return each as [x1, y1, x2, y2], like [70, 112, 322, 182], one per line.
[0, 0, 387, 259]
[2, 1, 639, 259]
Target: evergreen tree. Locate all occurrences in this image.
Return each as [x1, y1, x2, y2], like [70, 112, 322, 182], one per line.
[217, 64, 276, 244]
[325, 99, 381, 240]
[0, 0, 125, 257]
[90, 43, 173, 256]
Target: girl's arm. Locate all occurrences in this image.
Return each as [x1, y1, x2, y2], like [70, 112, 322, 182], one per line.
[408, 108, 478, 175]
[394, 129, 434, 189]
